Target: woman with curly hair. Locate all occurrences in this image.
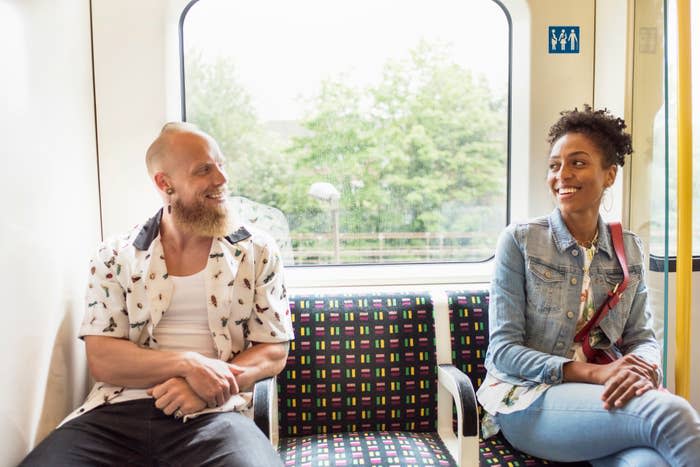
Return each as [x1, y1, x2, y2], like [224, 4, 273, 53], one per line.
[477, 105, 700, 466]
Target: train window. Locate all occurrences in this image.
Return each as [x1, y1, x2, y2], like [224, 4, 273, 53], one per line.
[181, 0, 509, 266]
[649, 0, 700, 257]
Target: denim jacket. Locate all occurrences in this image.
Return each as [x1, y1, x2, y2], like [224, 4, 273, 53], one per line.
[484, 208, 660, 387]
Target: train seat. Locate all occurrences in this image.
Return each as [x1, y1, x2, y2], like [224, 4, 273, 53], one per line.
[254, 291, 478, 466]
[228, 195, 295, 265]
[254, 289, 591, 466]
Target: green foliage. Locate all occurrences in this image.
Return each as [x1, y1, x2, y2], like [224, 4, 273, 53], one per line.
[186, 41, 507, 242]
[287, 40, 507, 235]
[185, 51, 293, 209]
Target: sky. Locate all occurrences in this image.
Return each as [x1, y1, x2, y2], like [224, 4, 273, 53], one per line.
[184, 0, 509, 122]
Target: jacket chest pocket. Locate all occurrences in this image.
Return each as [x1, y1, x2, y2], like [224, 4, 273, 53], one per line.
[526, 259, 566, 315]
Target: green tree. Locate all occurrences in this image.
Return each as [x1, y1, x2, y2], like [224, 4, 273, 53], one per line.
[288, 40, 507, 237]
[185, 51, 293, 210]
[186, 42, 507, 261]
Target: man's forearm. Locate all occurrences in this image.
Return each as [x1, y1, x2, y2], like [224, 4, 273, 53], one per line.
[85, 336, 287, 403]
[230, 342, 289, 391]
[85, 335, 193, 388]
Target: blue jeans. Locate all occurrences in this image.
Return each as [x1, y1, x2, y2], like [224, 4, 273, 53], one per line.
[496, 383, 700, 466]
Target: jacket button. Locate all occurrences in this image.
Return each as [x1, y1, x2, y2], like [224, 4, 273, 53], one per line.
[566, 310, 575, 319]
[571, 277, 578, 285]
[572, 249, 579, 256]
[556, 341, 564, 348]
[545, 271, 552, 279]
[550, 374, 557, 381]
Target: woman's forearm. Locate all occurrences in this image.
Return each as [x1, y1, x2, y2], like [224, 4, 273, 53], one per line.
[562, 360, 603, 384]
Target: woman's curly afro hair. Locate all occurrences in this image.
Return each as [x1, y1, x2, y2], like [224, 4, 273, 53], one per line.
[547, 104, 633, 167]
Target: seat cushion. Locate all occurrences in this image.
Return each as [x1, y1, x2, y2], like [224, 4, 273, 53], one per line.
[279, 431, 456, 466]
[481, 433, 590, 466]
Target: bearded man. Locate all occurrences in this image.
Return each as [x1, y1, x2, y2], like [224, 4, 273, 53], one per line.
[21, 123, 292, 466]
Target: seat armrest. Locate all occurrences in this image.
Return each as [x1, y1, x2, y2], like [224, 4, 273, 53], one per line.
[437, 364, 479, 466]
[253, 376, 278, 445]
[438, 364, 478, 436]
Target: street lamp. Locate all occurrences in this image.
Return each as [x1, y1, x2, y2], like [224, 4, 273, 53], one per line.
[308, 182, 341, 263]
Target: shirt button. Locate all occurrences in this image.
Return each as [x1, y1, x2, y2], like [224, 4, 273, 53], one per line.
[545, 271, 552, 279]
[550, 374, 557, 382]
[566, 310, 575, 319]
[571, 277, 578, 285]
[572, 249, 579, 256]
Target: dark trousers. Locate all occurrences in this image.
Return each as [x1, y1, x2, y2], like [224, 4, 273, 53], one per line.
[19, 399, 283, 467]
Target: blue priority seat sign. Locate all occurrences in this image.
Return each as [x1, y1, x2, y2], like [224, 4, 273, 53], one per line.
[549, 26, 580, 53]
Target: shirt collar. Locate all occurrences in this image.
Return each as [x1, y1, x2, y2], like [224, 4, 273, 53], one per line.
[133, 208, 252, 251]
[548, 208, 613, 258]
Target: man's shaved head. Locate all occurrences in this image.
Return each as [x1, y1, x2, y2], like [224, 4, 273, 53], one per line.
[145, 122, 230, 237]
[146, 122, 210, 177]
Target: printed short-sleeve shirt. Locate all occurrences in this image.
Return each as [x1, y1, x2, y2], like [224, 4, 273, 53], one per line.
[65, 209, 294, 423]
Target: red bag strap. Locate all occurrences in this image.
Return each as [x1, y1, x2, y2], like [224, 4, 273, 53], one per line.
[574, 222, 629, 343]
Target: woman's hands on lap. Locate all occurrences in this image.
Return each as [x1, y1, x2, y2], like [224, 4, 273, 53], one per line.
[593, 354, 659, 409]
[564, 354, 659, 409]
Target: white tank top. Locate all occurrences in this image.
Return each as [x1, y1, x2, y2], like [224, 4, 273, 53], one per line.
[153, 270, 217, 358]
[113, 269, 216, 403]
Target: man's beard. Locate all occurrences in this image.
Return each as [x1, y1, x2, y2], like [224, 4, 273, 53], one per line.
[171, 195, 230, 237]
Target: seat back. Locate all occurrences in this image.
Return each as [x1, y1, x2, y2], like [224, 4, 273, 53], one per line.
[228, 196, 295, 265]
[278, 292, 438, 437]
[446, 289, 490, 393]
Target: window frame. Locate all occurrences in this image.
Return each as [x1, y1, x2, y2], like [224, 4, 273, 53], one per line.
[178, 0, 516, 285]
[644, 0, 700, 271]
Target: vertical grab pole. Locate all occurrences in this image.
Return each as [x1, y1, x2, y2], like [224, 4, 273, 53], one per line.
[675, 0, 692, 399]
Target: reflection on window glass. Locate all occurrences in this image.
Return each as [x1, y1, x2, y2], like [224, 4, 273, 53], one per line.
[650, 0, 700, 256]
[183, 0, 509, 265]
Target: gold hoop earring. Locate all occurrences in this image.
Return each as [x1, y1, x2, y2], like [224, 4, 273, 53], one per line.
[602, 188, 613, 213]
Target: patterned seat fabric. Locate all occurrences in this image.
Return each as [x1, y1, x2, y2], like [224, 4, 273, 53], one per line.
[279, 292, 437, 436]
[448, 291, 490, 393]
[447, 290, 590, 467]
[279, 431, 456, 466]
[481, 436, 561, 466]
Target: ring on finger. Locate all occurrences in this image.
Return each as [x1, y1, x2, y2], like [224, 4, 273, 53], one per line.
[174, 408, 184, 419]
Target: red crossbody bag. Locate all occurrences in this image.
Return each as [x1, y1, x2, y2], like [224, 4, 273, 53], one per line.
[573, 222, 629, 365]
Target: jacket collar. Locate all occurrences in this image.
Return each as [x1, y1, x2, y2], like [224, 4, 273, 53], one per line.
[548, 208, 613, 259]
[133, 208, 252, 251]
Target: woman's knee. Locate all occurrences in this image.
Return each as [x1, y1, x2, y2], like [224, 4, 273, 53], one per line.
[628, 389, 700, 455]
[638, 390, 699, 426]
[663, 392, 699, 419]
[590, 447, 670, 467]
